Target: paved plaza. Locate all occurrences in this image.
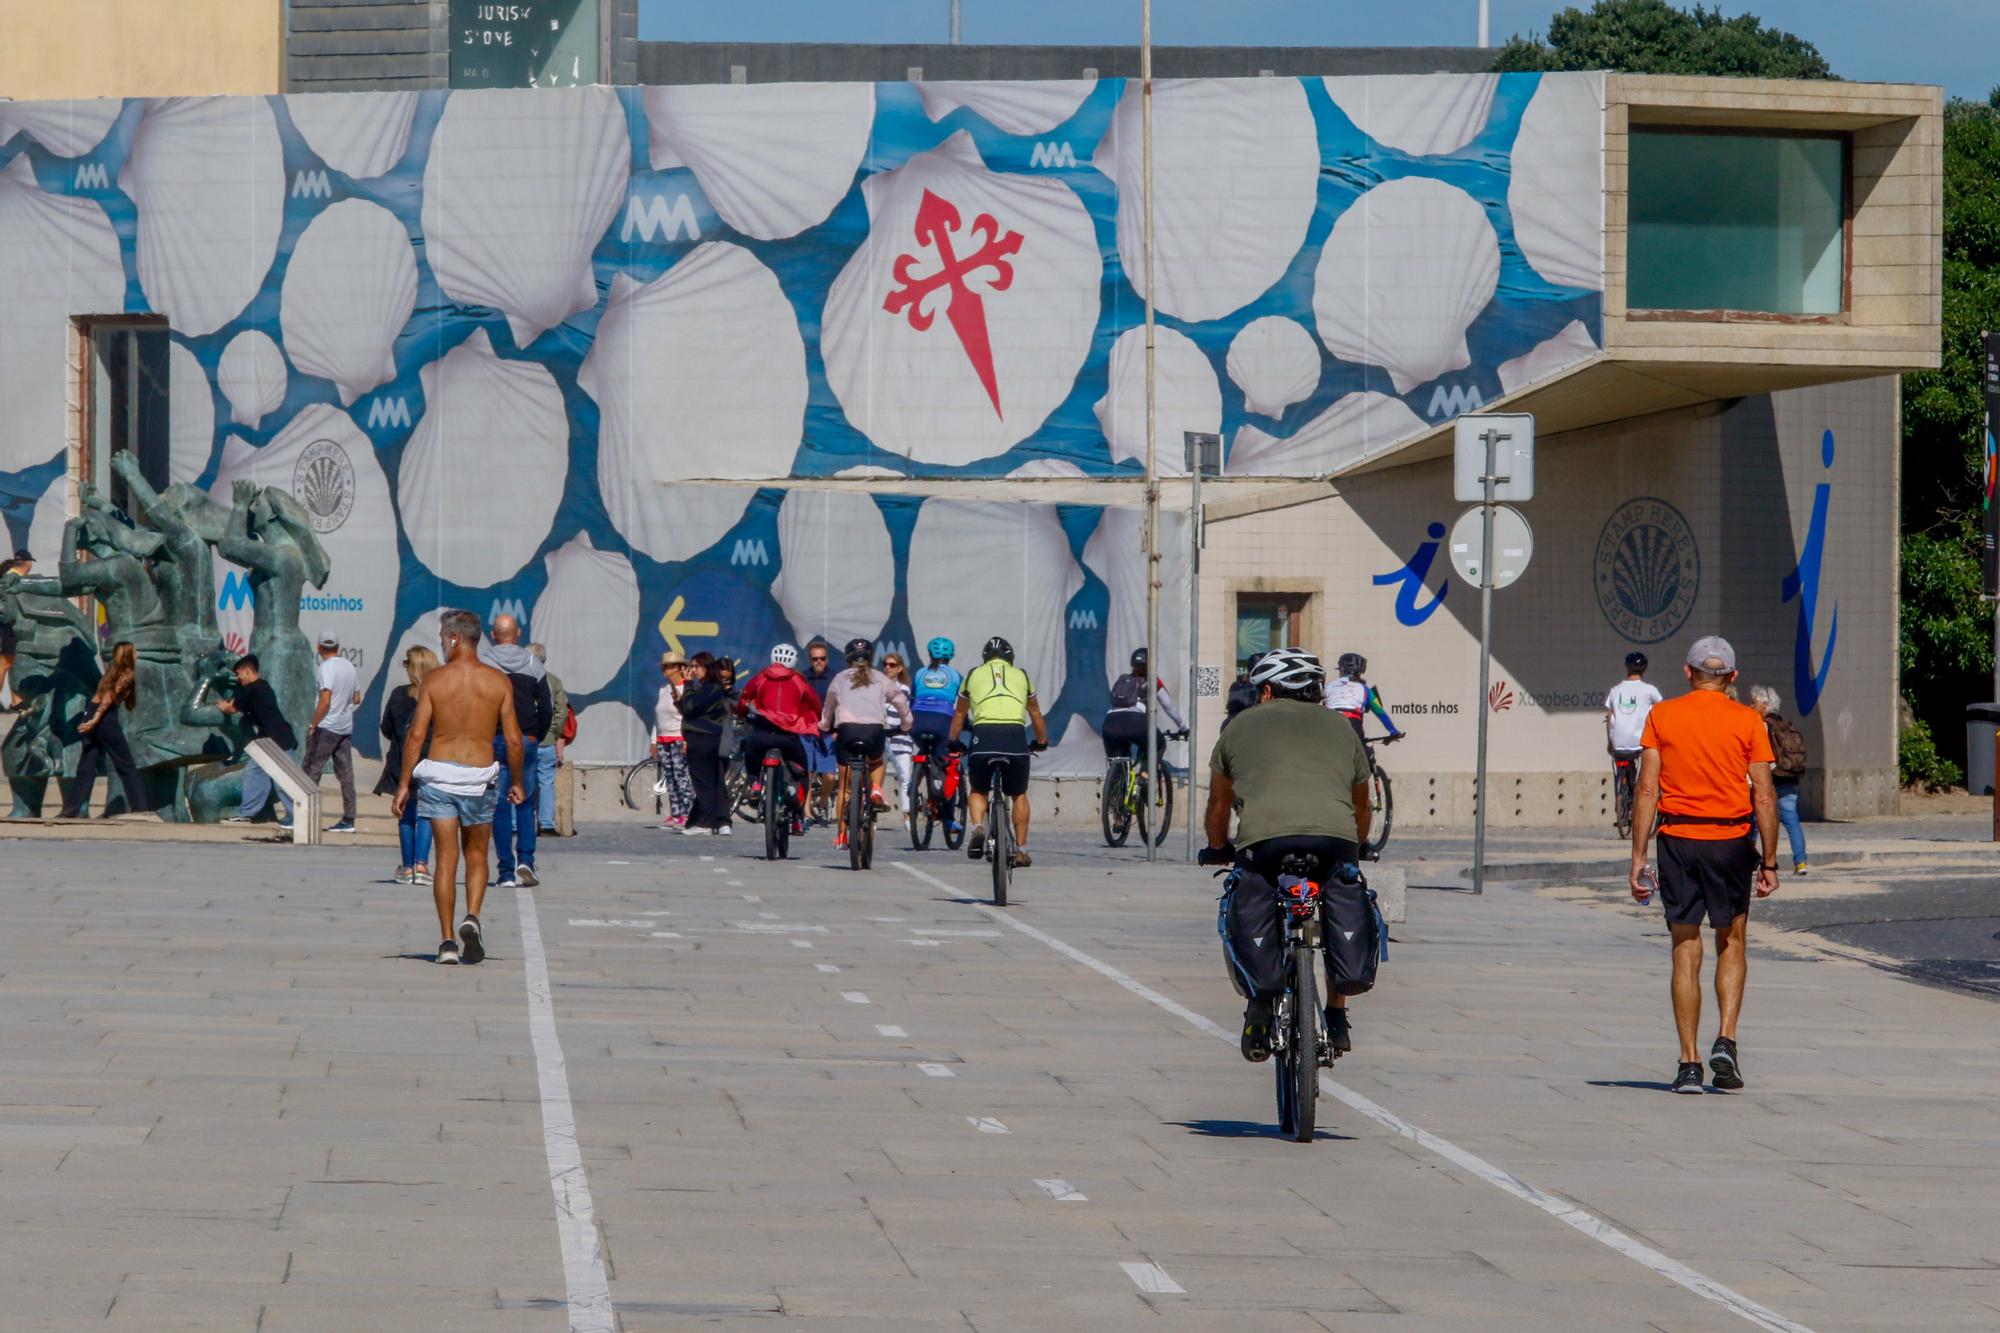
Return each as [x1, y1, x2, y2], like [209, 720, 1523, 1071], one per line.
[1, 818, 1997, 1331]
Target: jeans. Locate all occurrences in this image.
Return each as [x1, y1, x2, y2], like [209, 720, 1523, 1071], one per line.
[399, 796, 434, 868]
[493, 737, 540, 878]
[238, 743, 298, 821]
[1775, 780, 1807, 865]
[63, 707, 147, 817]
[301, 728, 357, 821]
[536, 741, 558, 830]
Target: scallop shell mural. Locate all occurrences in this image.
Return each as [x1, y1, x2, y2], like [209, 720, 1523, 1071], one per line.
[280, 199, 418, 407]
[217, 330, 289, 431]
[285, 91, 420, 181]
[1510, 73, 1606, 293]
[1226, 317, 1322, 420]
[646, 82, 875, 242]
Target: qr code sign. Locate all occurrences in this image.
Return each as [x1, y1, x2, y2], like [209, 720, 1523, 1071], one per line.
[1195, 665, 1223, 699]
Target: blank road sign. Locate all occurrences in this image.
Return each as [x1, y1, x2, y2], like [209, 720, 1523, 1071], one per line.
[1453, 414, 1536, 502]
[1449, 504, 1534, 590]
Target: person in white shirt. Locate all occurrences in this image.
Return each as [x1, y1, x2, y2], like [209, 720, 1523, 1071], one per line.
[301, 633, 362, 832]
[1605, 651, 1663, 755]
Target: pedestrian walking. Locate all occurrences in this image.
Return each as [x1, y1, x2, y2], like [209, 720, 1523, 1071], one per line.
[678, 651, 732, 835]
[652, 651, 695, 829]
[1750, 685, 1810, 875]
[378, 646, 437, 885]
[1628, 636, 1780, 1095]
[392, 608, 525, 966]
[530, 643, 567, 835]
[881, 651, 917, 827]
[299, 634, 360, 833]
[218, 654, 299, 827]
[478, 614, 551, 888]
[61, 641, 147, 817]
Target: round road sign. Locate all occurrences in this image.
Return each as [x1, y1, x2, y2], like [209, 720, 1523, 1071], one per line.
[1448, 504, 1533, 590]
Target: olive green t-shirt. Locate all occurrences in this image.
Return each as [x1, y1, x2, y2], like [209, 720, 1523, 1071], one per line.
[1208, 698, 1372, 847]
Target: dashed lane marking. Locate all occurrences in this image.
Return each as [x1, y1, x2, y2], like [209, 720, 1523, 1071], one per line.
[966, 1117, 1009, 1134]
[814, 963, 840, 973]
[1120, 1262, 1183, 1295]
[918, 1064, 955, 1078]
[841, 992, 870, 1005]
[790, 939, 815, 949]
[876, 1025, 908, 1038]
[1035, 1179, 1087, 1203]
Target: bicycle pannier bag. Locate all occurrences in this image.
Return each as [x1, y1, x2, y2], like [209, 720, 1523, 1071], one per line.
[1217, 870, 1287, 1001]
[1322, 867, 1385, 997]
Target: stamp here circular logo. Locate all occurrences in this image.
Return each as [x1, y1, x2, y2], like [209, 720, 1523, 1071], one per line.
[1594, 497, 1700, 644]
[293, 438, 355, 534]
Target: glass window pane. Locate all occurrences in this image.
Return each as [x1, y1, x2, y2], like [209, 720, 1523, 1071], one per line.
[1628, 132, 1844, 315]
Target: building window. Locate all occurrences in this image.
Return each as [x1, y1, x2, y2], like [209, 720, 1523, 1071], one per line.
[1235, 593, 1311, 672]
[77, 318, 172, 514]
[1628, 130, 1846, 316]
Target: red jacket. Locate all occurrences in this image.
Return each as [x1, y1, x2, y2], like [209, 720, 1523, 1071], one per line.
[733, 665, 822, 736]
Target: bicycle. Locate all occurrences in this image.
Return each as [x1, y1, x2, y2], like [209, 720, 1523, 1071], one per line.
[1258, 851, 1340, 1143]
[1610, 749, 1641, 839]
[619, 747, 668, 815]
[981, 762, 1012, 906]
[907, 751, 966, 851]
[1100, 730, 1184, 848]
[837, 736, 880, 872]
[1360, 733, 1402, 860]
[727, 752, 763, 825]
[752, 746, 807, 861]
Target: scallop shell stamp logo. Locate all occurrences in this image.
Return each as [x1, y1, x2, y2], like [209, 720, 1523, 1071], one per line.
[293, 438, 356, 535]
[1595, 498, 1699, 644]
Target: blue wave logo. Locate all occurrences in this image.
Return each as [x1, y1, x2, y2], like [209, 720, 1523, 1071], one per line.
[1781, 430, 1838, 716]
[1372, 522, 1449, 626]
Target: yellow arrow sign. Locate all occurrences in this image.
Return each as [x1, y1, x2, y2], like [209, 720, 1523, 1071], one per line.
[656, 595, 720, 658]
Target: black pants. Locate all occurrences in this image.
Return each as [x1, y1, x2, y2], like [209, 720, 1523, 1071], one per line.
[685, 730, 727, 830]
[1101, 711, 1163, 760]
[63, 708, 147, 817]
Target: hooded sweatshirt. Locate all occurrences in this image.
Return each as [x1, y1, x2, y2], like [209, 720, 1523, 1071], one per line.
[478, 640, 552, 742]
[733, 664, 822, 736]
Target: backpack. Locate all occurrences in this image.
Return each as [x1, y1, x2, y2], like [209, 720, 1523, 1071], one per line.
[1109, 674, 1146, 710]
[560, 704, 578, 744]
[1767, 714, 1807, 781]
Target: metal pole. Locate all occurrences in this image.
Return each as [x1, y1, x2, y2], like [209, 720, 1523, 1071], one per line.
[1471, 427, 1500, 896]
[1186, 456, 1201, 863]
[1478, 0, 1490, 47]
[1141, 0, 1160, 863]
[950, 0, 961, 45]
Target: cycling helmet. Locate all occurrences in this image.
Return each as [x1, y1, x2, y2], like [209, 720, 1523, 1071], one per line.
[1129, 648, 1148, 673]
[843, 637, 874, 666]
[1249, 648, 1325, 694]
[1624, 651, 1649, 673]
[982, 636, 1015, 663]
[770, 643, 799, 668]
[926, 636, 955, 663]
[1336, 652, 1367, 677]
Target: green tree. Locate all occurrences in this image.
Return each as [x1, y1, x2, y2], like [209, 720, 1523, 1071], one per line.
[1494, 0, 1834, 80]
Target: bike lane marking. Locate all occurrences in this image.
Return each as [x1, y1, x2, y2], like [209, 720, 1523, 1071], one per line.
[892, 861, 1816, 1333]
[1035, 1178, 1088, 1203]
[841, 992, 870, 1005]
[514, 885, 615, 1332]
[1119, 1262, 1184, 1295]
[815, 963, 840, 973]
[877, 1025, 909, 1038]
[967, 1117, 1009, 1134]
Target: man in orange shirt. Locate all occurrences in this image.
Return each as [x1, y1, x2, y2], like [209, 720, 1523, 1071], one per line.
[1629, 635, 1780, 1095]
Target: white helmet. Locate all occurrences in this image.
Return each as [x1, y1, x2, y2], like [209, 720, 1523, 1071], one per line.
[770, 643, 799, 668]
[1247, 647, 1323, 694]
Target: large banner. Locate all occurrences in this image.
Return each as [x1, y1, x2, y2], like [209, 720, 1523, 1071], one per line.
[1984, 333, 2000, 598]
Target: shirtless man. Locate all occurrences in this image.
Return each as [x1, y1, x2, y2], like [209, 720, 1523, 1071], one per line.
[391, 609, 524, 965]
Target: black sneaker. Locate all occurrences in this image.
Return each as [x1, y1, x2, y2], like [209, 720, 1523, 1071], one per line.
[1672, 1061, 1705, 1094]
[437, 940, 461, 966]
[1240, 1001, 1273, 1063]
[1327, 1007, 1352, 1054]
[458, 915, 485, 965]
[1709, 1037, 1744, 1091]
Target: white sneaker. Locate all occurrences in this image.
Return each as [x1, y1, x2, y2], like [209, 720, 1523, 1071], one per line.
[496, 875, 520, 888]
[714, 824, 732, 837]
[677, 825, 710, 837]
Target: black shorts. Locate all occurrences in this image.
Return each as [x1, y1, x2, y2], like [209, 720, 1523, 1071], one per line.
[833, 722, 886, 763]
[967, 723, 1030, 798]
[740, 728, 808, 777]
[1657, 832, 1756, 928]
[1101, 711, 1161, 760]
[1239, 834, 1360, 880]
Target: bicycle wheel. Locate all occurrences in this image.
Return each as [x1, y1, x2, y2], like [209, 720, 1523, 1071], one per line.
[1273, 996, 1297, 1137]
[942, 766, 967, 851]
[1614, 765, 1634, 839]
[846, 765, 868, 872]
[1362, 764, 1393, 860]
[989, 778, 1009, 907]
[1100, 759, 1132, 847]
[1289, 948, 1319, 1143]
[621, 757, 658, 813]
[909, 763, 936, 850]
[731, 759, 763, 825]
[762, 772, 784, 861]
[1143, 769, 1174, 848]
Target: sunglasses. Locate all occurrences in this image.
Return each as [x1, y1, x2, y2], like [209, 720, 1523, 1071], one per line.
[810, 654, 828, 662]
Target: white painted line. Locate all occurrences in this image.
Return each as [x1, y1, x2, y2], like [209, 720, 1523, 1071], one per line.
[910, 927, 1001, 938]
[876, 1024, 908, 1038]
[639, 910, 673, 917]
[1120, 1262, 1183, 1295]
[700, 855, 715, 862]
[814, 963, 840, 973]
[730, 922, 829, 934]
[758, 911, 780, 919]
[567, 919, 654, 929]
[1035, 1178, 1087, 1203]
[841, 992, 870, 1005]
[727, 880, 744, 886]
[790, 939, 815, 949]
[904, 938, 942, 947]
[966, 1116, 1009, 1134]
[868, 916, 907, 923]
[891, 861, 1815, 1333]
[514, 886, 615, 1332]
[650, 931, 682, 939]
[740, 894, 761, 902]
[711, 867, 727, 874]
[605, 860, 631, 866]
[918, 1063, 955, 1078]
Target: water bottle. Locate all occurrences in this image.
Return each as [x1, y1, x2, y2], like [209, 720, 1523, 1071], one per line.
[1635, 865, 1657, 904]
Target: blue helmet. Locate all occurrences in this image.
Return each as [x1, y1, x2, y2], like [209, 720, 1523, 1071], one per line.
[926, 636, 955, 663]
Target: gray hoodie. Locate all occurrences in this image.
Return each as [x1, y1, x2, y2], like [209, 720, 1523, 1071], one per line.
[480, 640, 545, 680]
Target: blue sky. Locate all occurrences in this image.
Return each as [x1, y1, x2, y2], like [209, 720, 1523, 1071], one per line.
[640, 0, 1997, 101]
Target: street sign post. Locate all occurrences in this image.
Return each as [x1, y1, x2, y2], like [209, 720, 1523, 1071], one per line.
[1448, 504, 1533, 590]
[1183, 431, 1222, 863]
[1453, 415, 1537, 895]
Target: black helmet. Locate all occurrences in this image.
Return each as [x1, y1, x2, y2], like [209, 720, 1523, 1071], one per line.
[1129, 647, 1148, 673]
[982, 636, 1014, 663]
[844, 637, 874, 666]
[1624, 651, 1649, 673]
[1336, 652, 1366, 677]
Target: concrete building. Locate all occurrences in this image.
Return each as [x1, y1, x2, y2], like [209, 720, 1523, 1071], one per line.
[0, 63, 1940, 826]
[0, 0, 282, 99]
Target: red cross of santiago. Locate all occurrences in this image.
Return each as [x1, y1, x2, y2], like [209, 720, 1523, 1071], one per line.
[883, 189, 1025, 419]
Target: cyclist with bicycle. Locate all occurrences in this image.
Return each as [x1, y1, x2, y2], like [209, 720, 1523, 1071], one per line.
[819, 638, 909, 852]
[1606, 652, 1661, 825]
[733, 643, 822, 830]
[947, 636, 1048, 868]
[1200, 649, 1373, 1062]
[1323, 652, 1400, 743]
[909, 637, 964, 835]
[1101, 647, 1188, 759]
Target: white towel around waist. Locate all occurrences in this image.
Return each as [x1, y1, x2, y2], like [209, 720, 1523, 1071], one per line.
[413, 758, 499, 796]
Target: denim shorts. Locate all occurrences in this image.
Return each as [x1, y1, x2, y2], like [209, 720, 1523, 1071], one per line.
[803, 732, 837, 775]
[417, 778, 498, 826]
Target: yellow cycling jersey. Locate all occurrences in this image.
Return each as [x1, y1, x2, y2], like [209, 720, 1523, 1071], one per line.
[962, 660, 1034, 726]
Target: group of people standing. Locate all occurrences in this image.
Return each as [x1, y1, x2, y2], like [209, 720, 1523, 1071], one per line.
[650, 650, 741, 835]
